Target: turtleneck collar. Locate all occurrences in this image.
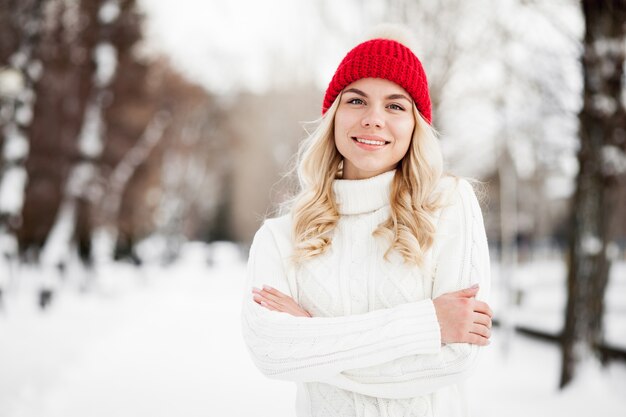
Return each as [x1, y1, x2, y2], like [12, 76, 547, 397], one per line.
[332, 170, 395, 215]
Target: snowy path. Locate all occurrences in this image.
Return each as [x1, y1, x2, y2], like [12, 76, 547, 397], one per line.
[1, 259, 294, 417]
[1, 254, 625, 416]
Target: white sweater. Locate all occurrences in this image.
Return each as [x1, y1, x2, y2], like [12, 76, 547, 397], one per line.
[241, 170, 490, 417]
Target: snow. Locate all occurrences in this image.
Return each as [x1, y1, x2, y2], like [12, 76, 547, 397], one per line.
[0, 232, 18, 286]
[602, 145, 626, 176]
[2, 124, 29, 161]
[134, 234, 170, 264]
[543, 175, 574, 199]
[99, 0, 121, 24]
[91, 227, 117, 264]
[77, 103, 104, 158]
[0, 230, 18, 255]
[581, 234, 603, 256]
[0, 166, 27, 214]
[15, 101, 34, 125]
[94, 42, 117, 87]
[0, 249, 295, 417]
[491, 259, 626, 348]
[591, 93, 618, 116]
[39, 200, 76, 267]
[27, 59, 43, 82]
[66, 162, 96, 196]
[0, 68, 25, 98]
[606, 242, 620, 260]
[9, 51, 28, 69]
[592, 38, 625, 58]
[1, 248, 625, 417]
[470, 333, 626, 416]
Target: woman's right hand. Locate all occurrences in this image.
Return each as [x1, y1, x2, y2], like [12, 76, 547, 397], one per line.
[433, 285, 493, 346]
[252, 285, 312, 318]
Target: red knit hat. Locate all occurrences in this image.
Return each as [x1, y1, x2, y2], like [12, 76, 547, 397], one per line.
[322, 37, 432, 124]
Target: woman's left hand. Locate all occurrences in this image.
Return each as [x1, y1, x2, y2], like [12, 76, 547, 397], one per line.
[252, 285, 312, 317]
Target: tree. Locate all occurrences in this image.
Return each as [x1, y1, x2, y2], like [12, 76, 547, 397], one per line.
[0, 0, 47, 292]
[560, 0, 626, 388]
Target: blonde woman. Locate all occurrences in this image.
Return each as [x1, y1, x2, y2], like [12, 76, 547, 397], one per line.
[241, 25, 493, 417]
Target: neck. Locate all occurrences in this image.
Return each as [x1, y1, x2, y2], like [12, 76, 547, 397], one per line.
[342, 165, 397, 180]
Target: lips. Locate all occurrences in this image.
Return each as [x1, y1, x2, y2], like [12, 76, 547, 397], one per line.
[351, 135, 390, 147]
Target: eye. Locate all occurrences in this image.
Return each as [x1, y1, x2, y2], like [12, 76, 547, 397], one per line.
[388, 103, 405, 111]
[346, 97, 365, 105]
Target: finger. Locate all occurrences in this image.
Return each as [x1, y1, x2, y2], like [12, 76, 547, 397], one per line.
[254, 287, 309, 317]
[261, 297, 285, 312]
[473, 301, 493, 317]
[253, 286, 287, 303]
[252, 287, 273, 298]
[456, 285, 479, 298]
[466, 333, 490, 346]
[262, 285, 288, 298]
[252, 288, 279, 304]
[253, 294, 283, 311]
[260, 300, 280, 312]
[259, 289, 287, 305]
[253, 293, 277, 311]
[252, 293, 270, 306]
[473, 312, 492, 328]
[470, 323, 491, 339]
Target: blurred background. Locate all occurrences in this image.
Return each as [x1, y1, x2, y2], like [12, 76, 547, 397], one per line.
[0, 0, 625, 416]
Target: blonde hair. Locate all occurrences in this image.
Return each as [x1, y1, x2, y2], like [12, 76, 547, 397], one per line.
[284, 95, 445, 266]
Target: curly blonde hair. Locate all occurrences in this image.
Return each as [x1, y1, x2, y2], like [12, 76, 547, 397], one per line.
[285, 94, 445, 266]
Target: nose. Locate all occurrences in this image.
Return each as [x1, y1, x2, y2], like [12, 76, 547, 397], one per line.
[361, 106, 385, 129]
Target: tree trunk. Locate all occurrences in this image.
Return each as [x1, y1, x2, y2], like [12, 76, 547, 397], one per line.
[560, 0, 626, 389]
[40, 0, 121, 273]
[0, 0, 46, 292]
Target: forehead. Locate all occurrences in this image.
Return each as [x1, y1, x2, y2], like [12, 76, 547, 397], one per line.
[343, 77, 411, 97]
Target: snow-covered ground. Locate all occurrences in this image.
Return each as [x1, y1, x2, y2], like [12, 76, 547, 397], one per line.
[1, 243, 625, 417]
[491, 258, 626, 348]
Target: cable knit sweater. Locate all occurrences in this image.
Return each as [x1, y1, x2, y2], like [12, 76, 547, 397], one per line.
[241, 170, 490, 417]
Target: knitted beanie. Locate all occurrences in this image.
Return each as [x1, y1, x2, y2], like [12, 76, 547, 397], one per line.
[322, 28, 432, 124]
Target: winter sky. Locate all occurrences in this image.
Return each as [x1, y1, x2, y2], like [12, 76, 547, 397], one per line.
[137, 0, 356, 94]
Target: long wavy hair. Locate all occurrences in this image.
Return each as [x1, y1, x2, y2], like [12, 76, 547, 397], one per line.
[284, 93, 445, 267]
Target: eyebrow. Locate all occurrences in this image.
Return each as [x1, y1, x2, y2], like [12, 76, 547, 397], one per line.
[343, 88, 412, 103]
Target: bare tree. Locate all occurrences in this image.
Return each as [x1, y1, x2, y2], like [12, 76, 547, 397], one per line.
[560, 0, 626, 388]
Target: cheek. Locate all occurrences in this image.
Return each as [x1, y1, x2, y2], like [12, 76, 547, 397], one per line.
[333, 111, 349, 135]
[333, 124, 343, 150]
[395, 120, 415, 149]
[333, 113, 352, 147]
[333, 122, 348, 157]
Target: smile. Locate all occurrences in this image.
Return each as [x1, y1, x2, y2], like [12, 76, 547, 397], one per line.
[351, 136, 390, 147]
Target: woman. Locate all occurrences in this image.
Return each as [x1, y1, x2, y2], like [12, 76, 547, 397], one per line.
[241, 25, 493, 417]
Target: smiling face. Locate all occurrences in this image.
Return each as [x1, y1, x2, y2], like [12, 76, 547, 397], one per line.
[333, 77, 416, 180]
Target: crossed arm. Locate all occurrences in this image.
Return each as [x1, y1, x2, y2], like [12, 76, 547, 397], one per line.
[253, 285, 491, 346]
[241, 179, 492, 398]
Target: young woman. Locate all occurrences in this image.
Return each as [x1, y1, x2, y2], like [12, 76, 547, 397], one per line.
[241, 25, 493, 417]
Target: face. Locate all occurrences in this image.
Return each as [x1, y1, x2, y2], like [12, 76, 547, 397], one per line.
[333, 77, 415, 180]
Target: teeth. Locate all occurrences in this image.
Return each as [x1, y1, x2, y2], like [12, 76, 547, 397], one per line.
[355, 137, 386, 146]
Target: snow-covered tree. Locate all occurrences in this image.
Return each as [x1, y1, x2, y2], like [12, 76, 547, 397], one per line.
[40, 0, 124, 287]
[0, 0, 47, 292]
[560, 0, 626, 388]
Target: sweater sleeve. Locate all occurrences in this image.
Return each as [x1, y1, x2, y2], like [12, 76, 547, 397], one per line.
[240, 219, 442, 383]
[319, 179, 491, 398]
